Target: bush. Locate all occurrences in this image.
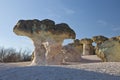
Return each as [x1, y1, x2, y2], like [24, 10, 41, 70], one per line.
[0, 47, 32, 62]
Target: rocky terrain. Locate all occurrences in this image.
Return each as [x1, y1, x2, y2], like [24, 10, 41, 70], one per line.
[0, 55, 120, 80]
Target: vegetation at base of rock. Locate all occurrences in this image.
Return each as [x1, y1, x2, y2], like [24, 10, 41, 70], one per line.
[0, 47, 31, 62]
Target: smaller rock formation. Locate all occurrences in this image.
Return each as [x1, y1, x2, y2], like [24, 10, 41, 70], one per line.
[110, 36, 120, 41]
[92, 35, 108, 46]
[92, 35, 108, 60]
[80, 38, 94, 55]
[62, 45, 81, 62]
[68, 39, 83, 54]
[57, 39, 82, 63]
[97, 40, 120, 62]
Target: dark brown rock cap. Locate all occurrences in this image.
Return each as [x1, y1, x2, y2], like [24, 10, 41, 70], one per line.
[92, 35, 108, 44]
[80, 38, 93, 44]
[13, 19, 76, 39]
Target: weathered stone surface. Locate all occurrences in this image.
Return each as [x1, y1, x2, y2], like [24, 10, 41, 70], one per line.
[14, 19, 75, 39]
[92, 35, 108, 57]
[92, 35, 108, 46]
[110, 36, 120, 41]
[97, 40, 120, 62]
[31, 44, 81, 65]
[61, 45, 81, 62]
[13, 19, 76, 65]
[68, 39, 83, 54]
[80, 38, 94, 55]
[31, 40, 46, 65]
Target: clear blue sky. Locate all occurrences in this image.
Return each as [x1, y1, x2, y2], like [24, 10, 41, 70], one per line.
[0, 0, 120, 51]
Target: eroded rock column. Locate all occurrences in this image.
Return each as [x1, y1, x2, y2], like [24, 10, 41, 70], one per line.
[45, 40, 63, 65]
[31, 40, 46, 65]
[81, 38, 93, 55]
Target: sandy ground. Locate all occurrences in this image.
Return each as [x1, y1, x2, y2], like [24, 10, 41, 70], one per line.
[0, 55, 120, 80]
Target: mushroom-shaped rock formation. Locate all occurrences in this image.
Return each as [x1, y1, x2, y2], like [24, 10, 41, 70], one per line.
[13, 19, 76, 65]
[92, 35, 108, 47]
[92, 35, 108, 58]
[80, 38, 94, 55]
[97, 40, 120, 62]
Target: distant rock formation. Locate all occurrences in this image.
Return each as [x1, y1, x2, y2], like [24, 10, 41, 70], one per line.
[80, 38, 94, 55]
[13, 19, 76, 65]
[110, 36, 120, 41]
[92, 35, 108, 60]
[97, 40, 120, 62]
[92, 35, 108, 46]
[92, 35, 120, 62]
